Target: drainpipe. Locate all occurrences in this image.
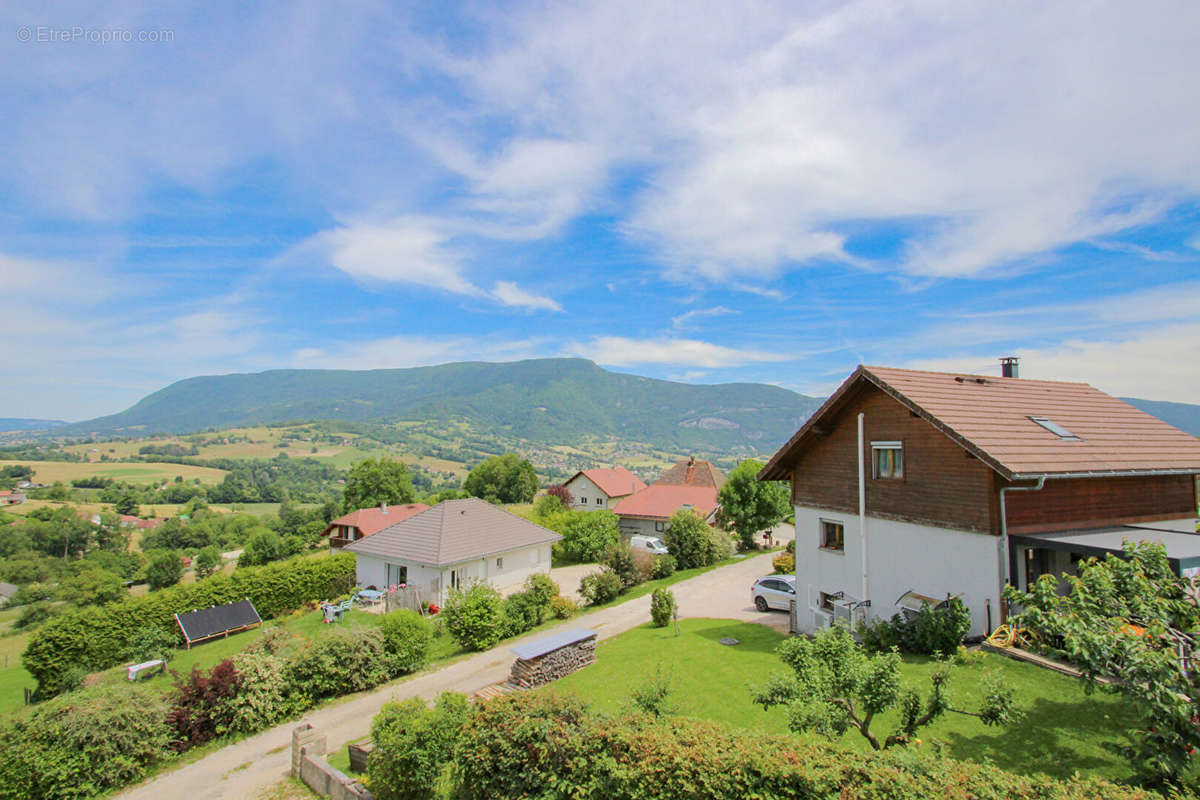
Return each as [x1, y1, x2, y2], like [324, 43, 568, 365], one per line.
[997, 475, 1046, 619]
[858, 413, 868, 604]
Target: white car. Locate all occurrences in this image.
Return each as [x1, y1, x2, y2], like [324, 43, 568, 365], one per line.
[629, 535, 670, 555]
[751, 575, 796, 612]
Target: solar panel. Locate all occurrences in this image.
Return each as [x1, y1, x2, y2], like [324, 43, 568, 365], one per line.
[175, 598, 262, 647]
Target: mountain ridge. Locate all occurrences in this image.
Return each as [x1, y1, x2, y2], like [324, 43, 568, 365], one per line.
[53, 358, 826, 455]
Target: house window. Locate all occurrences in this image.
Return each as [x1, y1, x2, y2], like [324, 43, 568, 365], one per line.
[820, 520, 844, 552]
[872, 442, 904, 479]
[654, 521, 665, 532]
[579, 497, 588, 504]
[595, 497, 603, 505]
[495, 557, 503, 569]
[450, 569, 460, 590]
[387, 564, 407, 586]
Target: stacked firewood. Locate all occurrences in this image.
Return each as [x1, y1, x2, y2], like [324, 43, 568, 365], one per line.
[508, 637, 597, 688]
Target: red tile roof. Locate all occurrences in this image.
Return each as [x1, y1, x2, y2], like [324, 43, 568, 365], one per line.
[566, 468, 647, 498]
[612, 484, 719, 521]
[323, 503, 430, 539]
[655, 458, 727, 489]
[760, 365, 1200, 481]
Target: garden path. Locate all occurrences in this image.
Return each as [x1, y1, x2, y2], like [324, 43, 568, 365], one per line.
[115, 551, 782, 800]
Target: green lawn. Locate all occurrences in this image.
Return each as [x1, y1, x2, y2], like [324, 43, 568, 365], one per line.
[549, 618, 1140, 783]
[0, 630, 35, 713]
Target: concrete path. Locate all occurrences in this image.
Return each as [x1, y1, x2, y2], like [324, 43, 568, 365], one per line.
[115, 551, 782, 800]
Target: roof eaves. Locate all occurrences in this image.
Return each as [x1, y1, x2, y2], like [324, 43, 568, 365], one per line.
[1011, 467, 1200, 481]
[758, 365, 870, 481]
[861, 368, 1018, 482]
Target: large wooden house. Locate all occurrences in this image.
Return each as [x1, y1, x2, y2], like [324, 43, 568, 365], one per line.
[759, 363, 1200, 636]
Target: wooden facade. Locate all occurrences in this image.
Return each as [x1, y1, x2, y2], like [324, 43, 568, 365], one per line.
[790, 382, 1197, 536]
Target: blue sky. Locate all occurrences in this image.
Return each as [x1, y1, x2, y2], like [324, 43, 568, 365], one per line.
[3, 1, 1199, 421]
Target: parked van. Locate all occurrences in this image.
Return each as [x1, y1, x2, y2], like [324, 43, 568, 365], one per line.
[629, 535, 669, 555]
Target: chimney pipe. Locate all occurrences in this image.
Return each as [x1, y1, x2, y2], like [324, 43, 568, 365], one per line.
[1000, 357, 1019, 379]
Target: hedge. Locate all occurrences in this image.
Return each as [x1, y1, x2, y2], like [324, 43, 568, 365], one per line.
[0, 684, 170, 800]
[23, 552, 355, 696]
[452, 692, 1154, 800]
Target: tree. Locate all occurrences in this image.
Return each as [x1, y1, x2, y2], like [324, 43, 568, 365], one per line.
[559, 510, 621, 563]
[753, 626, 1018, 750]
[463, 454, 538, 505]
[716, 459, 791, 551]
[145, 550, 183, 590]
[114, 491, 140, 517]
[1005, 541, 1200, 785]
[193, 546, 222, 579]
[61, 567, 127, 606]
[544, 484, 573, 509]
[239, 530, 285, 567]
[343, 458, 416, 512]
[663, 508, 725, 569]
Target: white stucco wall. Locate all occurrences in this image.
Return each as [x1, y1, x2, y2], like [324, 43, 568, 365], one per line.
[354, 543, 553, 603]
[793, 504, 1000, 637]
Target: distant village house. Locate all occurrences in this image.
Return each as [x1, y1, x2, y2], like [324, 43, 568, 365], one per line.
[561, 467, 646, 511]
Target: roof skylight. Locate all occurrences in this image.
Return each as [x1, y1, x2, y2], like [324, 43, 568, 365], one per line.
[1028, 416, 1082, 441]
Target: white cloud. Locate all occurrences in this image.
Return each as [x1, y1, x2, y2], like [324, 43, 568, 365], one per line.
[453, 1, 1200, 281]
[671, 305, 737, 329]
[319, 218, 483, 297]
[567, 336, 789, 368]
[907, 323, 1200, 404]
[491, 281, 562, 312]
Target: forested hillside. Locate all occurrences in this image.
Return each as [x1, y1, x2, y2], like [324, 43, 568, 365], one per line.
[57, 359, 824, 455]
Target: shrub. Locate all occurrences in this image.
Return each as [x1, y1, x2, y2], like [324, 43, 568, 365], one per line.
[0, 684, 171, 800]
[289, 626, 392, 701]
[448, 692, 1144, 800]
[165, 660, 242, 751]
[24, 552, 355, 697]
[858, 597, 972, 656]
[631, 667, 675, 716]
[441, 583, 504, 651]
[225, 651, 306, 734]
[122, 625, 179, 663]
[785, 538, 795, 554]
[559, 510, 621, 563]
[549, 595, 577, 619]
[663, 509, 726, 569]
[14, 601, 60, 630]
[603, 544, 642, 590]
[579, 568, 622, 605]
[771, 551, 794, 575]
[649, 588, 676, 628]
[368, 692, 470, 800]
[10, 582, 54, 606]
[501, 589, 544, 638]
[379, 610, 433, 674]
[523, 572, 558, 606]
[533, 493, 566, 519]
[649, 554, 676, 579]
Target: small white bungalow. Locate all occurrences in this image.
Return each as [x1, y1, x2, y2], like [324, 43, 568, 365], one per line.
[345, 498, 561, 604]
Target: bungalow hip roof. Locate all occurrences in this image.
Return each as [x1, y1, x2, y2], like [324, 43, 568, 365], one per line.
[759, 365, 1200, 482]
[344, 497, 561, 567]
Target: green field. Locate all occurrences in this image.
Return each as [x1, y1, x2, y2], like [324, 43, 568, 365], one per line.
[0, 459, 228, 486]
[549, 619, 1140, 783]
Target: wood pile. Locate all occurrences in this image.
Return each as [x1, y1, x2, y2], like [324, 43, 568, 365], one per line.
[508, 635, 596, 689]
